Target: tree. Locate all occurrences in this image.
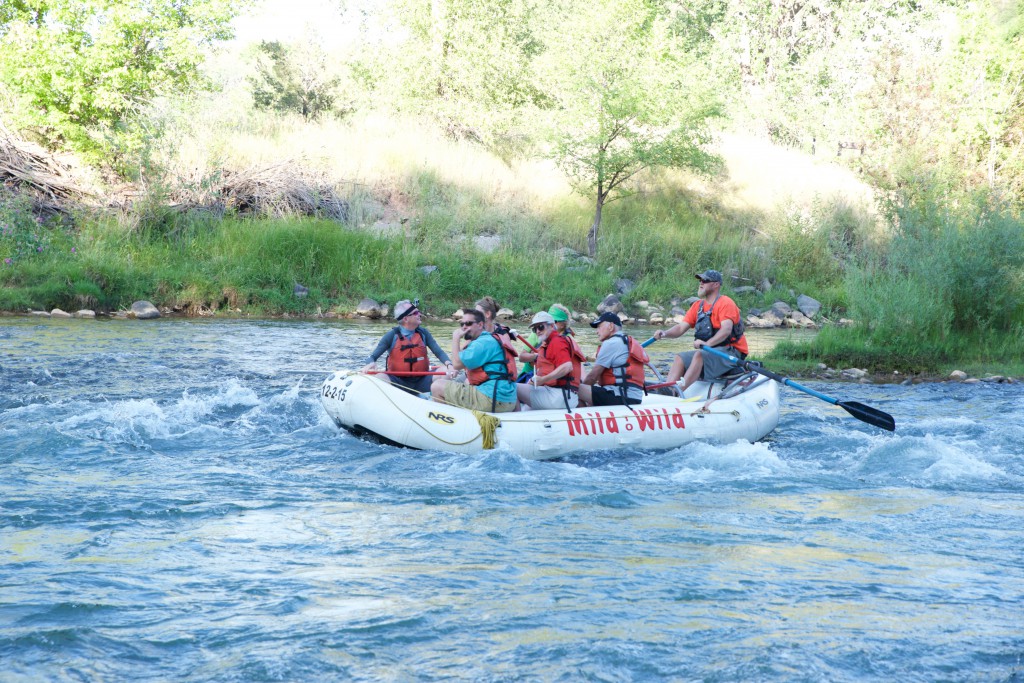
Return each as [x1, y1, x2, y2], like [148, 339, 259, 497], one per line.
[0, 0, 244, 166]
[382, 0, 553, 151]
[537, 0, 723, 257]
[249, 40, 346, 121]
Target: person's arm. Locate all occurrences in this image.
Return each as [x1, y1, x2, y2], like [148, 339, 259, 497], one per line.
[362, 329, 396, 371]
[450, 327, 474, 371]
[536, 360, 573, 386]
[696, 319, 733, 349]
[654, 321, 691, 341]
[581, 363, 605, 386]
[584, 336, 628, 385]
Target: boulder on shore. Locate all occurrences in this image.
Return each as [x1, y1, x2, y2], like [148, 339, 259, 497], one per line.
[130, 301, 160, 320]
[797, 294, 822, 319]
[355, 298, 386, 319]
[597, 294, 624, 315]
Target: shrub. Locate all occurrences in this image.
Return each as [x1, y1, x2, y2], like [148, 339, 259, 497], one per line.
[0, 193, 74, 266]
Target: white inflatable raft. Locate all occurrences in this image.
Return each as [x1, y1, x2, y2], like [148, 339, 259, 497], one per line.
[320, 370, 781, 461]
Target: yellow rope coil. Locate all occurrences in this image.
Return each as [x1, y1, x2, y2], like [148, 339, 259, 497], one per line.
[472, 410, 501, 449]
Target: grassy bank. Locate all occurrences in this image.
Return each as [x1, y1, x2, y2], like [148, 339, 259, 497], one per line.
[4, 114, 1023, 378]
[0, 204, 756, 318]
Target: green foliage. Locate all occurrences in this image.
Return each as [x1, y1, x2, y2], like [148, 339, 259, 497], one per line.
[772, 186, 1024, 368]
[537, 0, 724, 256]
[249, 40, 347, 121]
[383, 0, 553, 148]
[0, 193, 75, 266]
[0, 0, 244, 167]
[763, 197, 876, 297]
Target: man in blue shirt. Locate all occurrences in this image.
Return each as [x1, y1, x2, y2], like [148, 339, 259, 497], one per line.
[430, 309, 518, 412]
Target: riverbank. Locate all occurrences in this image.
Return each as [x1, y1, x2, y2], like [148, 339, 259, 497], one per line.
[4, 127, 1022, 382]
[5, 308, 1020, 385]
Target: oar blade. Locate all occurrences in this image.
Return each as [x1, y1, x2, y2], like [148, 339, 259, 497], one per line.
[838, 401, 896, 431]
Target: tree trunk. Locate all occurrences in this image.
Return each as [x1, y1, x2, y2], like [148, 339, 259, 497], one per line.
[587, 197, 604, 258]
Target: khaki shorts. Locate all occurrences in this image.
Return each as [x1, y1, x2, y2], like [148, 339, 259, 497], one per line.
[444, 381, 517, 413]
[529, 385, 579, 411]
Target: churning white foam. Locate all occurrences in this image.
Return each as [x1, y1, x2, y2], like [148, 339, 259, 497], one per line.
[56, 380, 262, 445]
[670, 439, 789, 483]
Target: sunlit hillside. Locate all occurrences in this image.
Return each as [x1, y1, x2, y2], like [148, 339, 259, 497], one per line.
[710, 133, 875, 216]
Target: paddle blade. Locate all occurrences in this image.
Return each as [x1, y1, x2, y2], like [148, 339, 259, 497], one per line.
[838, 401, 896, 431]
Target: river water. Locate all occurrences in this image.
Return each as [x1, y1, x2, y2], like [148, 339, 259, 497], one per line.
[2, 317, 1022, 682]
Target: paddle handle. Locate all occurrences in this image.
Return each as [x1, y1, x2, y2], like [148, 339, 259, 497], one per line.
[641, 336, 657, 348]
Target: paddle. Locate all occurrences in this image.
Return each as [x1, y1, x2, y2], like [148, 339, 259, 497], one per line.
[700, 345, 895, 431]
[641, 336, 657, 348]
[366, 370, 446, 377]
[509, 330, 538, 353]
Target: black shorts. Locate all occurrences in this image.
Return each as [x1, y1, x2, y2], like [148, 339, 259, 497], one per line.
[590, 386, 642, 406]
[386, 374, 432, 393]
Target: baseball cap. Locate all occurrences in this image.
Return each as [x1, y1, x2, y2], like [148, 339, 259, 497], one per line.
[589, 311, 622, 327]
[695, 269, 723, 283]
[530, 311, 555, 326]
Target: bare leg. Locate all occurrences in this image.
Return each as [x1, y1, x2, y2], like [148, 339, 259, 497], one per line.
[680, 352, 704, 392]
[577, 384, 593, 407]
[665, 355, 685, 383]
[430, 378, 448, 402]
[516, 383, 532, 408]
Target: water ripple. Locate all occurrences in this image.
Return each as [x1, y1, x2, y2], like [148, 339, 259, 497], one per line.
[1, 318, 1022, 681]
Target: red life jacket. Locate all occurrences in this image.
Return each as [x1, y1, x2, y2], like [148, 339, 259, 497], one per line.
[466, 332, 519, 386]
[536, 333, 585, 389]
[598, 334, 649, 391]
[386, 328, 429, 374]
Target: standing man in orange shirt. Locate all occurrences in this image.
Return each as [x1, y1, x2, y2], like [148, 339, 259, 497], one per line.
[653, 269, 749, 391]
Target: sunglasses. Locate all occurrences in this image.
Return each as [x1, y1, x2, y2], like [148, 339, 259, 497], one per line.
[460, 320, 477, 327]
[530, 323, 548, 333]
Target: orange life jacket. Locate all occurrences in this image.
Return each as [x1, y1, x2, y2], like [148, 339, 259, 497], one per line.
[386, 328, 429, 374]
[493, 329, 519, 380]
[598, 334, 649, 391]
[536, 333, 585, 389]
[466, 332, 519, 386]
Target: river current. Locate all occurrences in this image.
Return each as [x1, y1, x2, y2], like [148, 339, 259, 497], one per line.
[2, 317, 1022, 682]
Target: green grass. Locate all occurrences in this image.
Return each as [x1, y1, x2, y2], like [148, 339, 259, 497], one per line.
[4, 112, 1024, 377]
